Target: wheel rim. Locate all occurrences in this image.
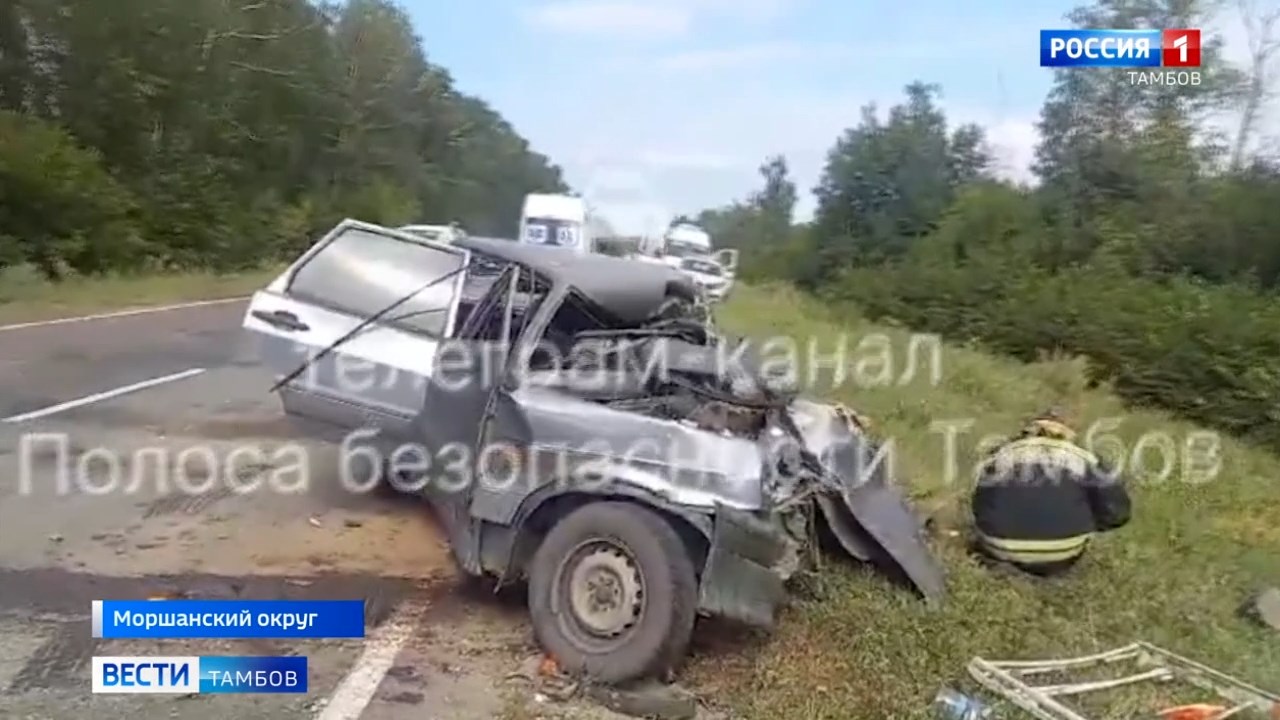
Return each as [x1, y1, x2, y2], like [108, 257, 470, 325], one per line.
[555, 539, 645, 651]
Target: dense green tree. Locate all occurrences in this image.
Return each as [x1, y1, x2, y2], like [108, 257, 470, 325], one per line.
[690, 0, 1280, 447]
[808, 82, 992, 282]
[0, 0, 567, 277]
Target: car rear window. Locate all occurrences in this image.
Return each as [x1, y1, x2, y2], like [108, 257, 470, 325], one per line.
[287, 226, 468, 337]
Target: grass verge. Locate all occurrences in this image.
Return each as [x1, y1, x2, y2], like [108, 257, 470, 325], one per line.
[688, 283, 1280, 720]
[0, 264, 283, 325]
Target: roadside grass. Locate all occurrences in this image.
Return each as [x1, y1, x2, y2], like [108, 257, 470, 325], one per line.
[0, 264, 283, 325]
[690, 283, 1280, 720]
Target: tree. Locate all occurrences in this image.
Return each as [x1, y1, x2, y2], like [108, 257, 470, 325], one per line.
[809, 82, 991, 280]
[0, 0, 568, 274]
[748, 155, 797, 247]
[1033, 0, 1239, 260]
[1230, 0, 1280, 170]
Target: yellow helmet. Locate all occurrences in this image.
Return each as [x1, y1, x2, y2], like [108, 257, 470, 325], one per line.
[1021, 407, 1076, 442]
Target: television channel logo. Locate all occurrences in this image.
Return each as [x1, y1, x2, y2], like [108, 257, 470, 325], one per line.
[92, 656, 307, 694]
[1040, 29, 1201, 67]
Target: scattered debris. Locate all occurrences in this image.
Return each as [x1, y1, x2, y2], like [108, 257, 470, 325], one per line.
[1242, 587, 1280, 631]
[343, 518, 363, 528]
[385, 665, 419, 682]
[585, 681, 699, 720]
[967, 642, 1280, 720]
[285, 578, 313, 587]
[1157, 704, 1235, 720]
[307, 516, 322, 528]
[538, 655, 560, 678]
[48, 534, 63, 543]
[383, 690, 425, 705]
[934, 686, 992, 719]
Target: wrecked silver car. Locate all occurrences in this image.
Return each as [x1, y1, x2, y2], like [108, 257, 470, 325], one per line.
[241, 219, 945, 684]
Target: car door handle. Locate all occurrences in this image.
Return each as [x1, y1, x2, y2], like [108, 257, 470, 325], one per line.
[251, 309, 310, 332]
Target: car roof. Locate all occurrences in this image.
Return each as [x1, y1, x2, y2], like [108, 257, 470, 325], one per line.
[454, 235, 696, 325]
[522, 194, 586, 222]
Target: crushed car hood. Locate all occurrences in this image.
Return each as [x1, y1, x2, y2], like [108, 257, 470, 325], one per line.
[536, 331, 948, 605]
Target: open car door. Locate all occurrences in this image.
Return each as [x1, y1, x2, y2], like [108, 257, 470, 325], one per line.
[242, 219, 471, 438]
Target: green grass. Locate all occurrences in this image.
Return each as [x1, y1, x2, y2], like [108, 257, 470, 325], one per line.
[688, 283, 1280, 720]
[0, 264, 283, 325]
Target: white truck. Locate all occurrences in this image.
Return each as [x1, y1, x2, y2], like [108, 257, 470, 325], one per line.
[652, 223, 737, 302]
[519, 193, 594, 254]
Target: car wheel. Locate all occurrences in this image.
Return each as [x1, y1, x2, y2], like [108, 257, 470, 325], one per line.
[527, 502, 698, 684]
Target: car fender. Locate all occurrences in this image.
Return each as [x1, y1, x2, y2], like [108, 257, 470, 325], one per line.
[492, 480, 714, 586]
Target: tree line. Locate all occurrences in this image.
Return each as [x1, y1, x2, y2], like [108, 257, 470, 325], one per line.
[698, 0, 1280, 449]
[0, 0, 568, 279]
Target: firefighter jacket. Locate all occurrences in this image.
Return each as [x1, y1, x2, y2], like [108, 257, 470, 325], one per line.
[972, 434, 1132, 565]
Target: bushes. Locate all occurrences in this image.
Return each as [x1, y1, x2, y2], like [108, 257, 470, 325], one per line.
[0, 111, 146, 279]
[818, 184, 1280, 450]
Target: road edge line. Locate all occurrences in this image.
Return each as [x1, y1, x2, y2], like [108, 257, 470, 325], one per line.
[0, 296, 251, 333]
[313, 602, 424, 720]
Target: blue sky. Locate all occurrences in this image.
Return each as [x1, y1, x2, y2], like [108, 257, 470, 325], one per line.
[403, 0, 1259, 234]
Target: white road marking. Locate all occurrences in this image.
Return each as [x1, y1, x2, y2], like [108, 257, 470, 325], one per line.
[0, 296, 250, 333]
[314, 602, 424, 720]
[1, 367, 207, 423]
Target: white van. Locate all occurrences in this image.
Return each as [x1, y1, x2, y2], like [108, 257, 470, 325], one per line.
[662, 223, 738, 298]
[519, 193, 593, 254]
[661, 223, 710, 267]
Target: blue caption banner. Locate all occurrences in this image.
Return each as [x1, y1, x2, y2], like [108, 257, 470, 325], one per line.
[1040, 29, 1162, 67]
[92, 655, 307, 693]
[199, 656, 308, 694]
[92, 600, 365, 639]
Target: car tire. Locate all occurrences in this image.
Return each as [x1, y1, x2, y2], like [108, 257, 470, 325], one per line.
[527, 502, 698, 684]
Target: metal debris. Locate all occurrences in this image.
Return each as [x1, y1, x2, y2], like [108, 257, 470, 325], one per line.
[585, 681, 699, 720]
[967, 642, 1280, 720]
[1242, 588, 1280, 632]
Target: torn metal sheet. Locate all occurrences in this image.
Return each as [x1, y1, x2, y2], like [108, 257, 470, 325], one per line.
[818, 479, 947, 606]
[697, 505, 792, 629]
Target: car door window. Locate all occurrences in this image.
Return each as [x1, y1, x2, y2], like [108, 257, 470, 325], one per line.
[286, 226, 467, 338]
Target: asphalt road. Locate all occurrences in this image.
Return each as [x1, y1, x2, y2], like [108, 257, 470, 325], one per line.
[0, 300, 531, 720]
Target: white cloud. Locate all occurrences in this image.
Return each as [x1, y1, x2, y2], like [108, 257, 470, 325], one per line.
[655, 41, 852, 72]
[522, 1, 689, 37]
[636, 149, 742, 170]
[522, 0, 798, 39]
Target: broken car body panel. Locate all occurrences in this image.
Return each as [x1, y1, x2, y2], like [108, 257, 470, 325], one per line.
[242, 220, 946, 631]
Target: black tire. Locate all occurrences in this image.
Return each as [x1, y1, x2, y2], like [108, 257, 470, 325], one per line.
[527, 502, 698, 684]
